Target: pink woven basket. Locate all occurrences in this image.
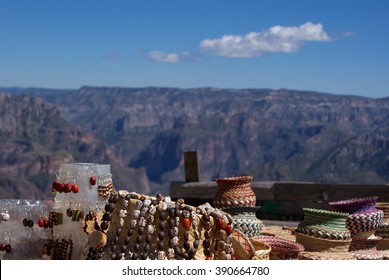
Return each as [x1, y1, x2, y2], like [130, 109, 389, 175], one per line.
[329, 196, 378, 213]
[251, 235, 304, 260]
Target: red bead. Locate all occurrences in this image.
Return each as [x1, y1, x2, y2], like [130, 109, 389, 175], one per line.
[231, 255, 237, 260]
[89, 176, 96, 185]
[57, 183, 65, 193]
[64, 183, 72, 193]
[216, 218, 223, 230]
[183, 217, 191, 230]
[0, 243, 5, 251]
[205, 256, 212, 260]
[38, 218, 44, 228]
[226, 224, 232, 235]
[52, 181, 58, 192]
[43, 220, 49, 228]
[72, 184, 79, 193]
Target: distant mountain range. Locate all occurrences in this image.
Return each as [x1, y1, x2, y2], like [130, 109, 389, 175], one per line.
[1, 86, 389, 199]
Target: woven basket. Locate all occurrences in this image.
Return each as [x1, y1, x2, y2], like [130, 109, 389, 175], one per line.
[381, 250, 389, 260]
[250, 238, 271, 260]
[295, 232, 351, 253]
[346, 209, 384, 235]
[377, 238, 389, 250]
[376, 223, 389, 238]
[329, 196, 378, 214]
[376, 203, 389, 223]
[230, 229, 256, 260]
[297, 208, 350, 240]
[214, 176, 256, 209]
[352, 249, 384, 260]
[297, 227, 351, 240]
[297, 251, 356, 260]
[224, 207, 263, 238]
[349, 236, 381, 251]
[251, 235, 304, 260]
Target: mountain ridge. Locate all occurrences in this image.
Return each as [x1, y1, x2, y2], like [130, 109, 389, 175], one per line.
[1, 86, 389, 199]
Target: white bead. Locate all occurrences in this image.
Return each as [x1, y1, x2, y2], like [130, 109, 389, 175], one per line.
[119, 209, 127, 218]
[122, 200, 129, 209]
[172, 236, 179, 245]
[132, 210, 140, 219]
[143, 199, 151, 208]
[158, 201, 167, 211]
[130, 219, 137, 228]
[141, 208, 148, 217]
[148, 205, 156, 215]
[147, 224, 155, 234]
[139, 217, 147, 227]
[167, 248, 175, 259]
[157, 251, 166, 260]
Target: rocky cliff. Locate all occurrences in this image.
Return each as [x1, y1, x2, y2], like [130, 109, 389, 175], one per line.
[1, 86, 389, 199]
[0, 93, 151, 199]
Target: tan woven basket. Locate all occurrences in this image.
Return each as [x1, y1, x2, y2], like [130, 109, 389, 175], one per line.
[295, 232, 351, 253]
[214, 176, 256, 209]
[377, 238, 389, 250]
[250, 238, 271, 260]
[230, 229, 256, 260]
[297, 251, 356, 260]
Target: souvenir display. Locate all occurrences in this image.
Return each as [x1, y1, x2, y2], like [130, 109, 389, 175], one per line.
[0, 164, 387, 261]
[85, 193, 238, 260]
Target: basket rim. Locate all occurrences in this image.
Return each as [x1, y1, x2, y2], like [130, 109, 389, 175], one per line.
[251, 235, 305, 252]
[329, 196, 378, 212]
[295, 232, 351, 252]
[215, 176, 253, 183]
[222, 206, 261, 213]
[302, 208, 349, 218]
[297, 251, 356, 260]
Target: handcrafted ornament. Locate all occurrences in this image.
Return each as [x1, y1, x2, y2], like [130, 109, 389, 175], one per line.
[214, 176, 256, 209]
[295, 208, 351, 252]
[251, 235, 304, 260]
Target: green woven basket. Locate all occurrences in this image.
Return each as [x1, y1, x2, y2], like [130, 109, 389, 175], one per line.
[297, 208, 350, 240]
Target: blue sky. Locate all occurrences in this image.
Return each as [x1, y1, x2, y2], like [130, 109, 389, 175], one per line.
[1, 0, 389, 97]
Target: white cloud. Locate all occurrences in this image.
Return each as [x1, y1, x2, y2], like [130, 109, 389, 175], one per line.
[148, 51, 192, 63]
[199, 22, 331, 58]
